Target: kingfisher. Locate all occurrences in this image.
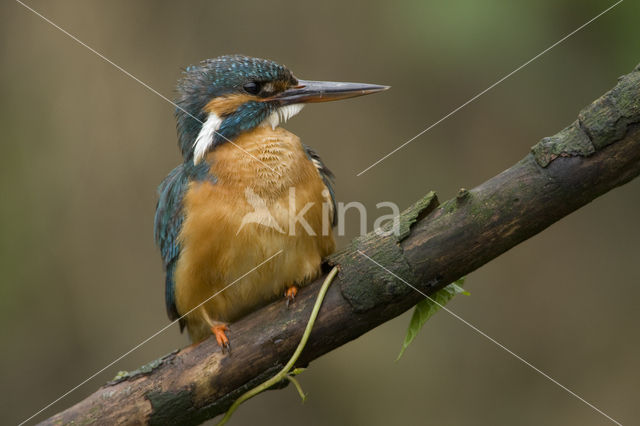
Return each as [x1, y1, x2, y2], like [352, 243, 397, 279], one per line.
[154, 55, 388, 350]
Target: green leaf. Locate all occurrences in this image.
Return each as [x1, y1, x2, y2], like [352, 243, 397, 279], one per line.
[396, 277, 468, 361]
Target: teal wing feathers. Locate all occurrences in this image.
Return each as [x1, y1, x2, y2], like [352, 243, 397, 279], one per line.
[154, 164, 189, 325]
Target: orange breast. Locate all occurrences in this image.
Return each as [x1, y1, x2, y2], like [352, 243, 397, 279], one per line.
[174, 126, 335, 343]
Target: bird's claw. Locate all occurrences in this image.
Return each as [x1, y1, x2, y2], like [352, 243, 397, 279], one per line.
[211, 324, 231, 353]
[285, 286, 299, 307]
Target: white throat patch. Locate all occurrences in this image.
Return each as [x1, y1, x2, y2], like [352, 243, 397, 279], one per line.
[264, 104, 304, 130]
[193, 112, 223, 164]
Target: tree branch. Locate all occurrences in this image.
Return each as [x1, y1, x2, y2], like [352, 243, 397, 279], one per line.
[43, 64, 640, 425]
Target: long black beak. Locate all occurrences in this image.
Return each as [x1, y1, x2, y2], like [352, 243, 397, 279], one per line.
[270, 79, 389, 105]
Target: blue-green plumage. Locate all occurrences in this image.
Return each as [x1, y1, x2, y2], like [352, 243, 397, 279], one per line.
[175, 55, 297, 161]
[214, 101, 272, 145]
[154, 164, 187, 323]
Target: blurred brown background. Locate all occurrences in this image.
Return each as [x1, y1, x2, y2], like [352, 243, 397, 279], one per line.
[2, 1, 639, 425]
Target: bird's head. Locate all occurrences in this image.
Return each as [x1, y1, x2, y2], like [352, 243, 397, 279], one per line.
[175, 55, 388, 164]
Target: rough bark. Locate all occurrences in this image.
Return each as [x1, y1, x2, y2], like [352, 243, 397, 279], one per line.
[42, 64, 640, 425]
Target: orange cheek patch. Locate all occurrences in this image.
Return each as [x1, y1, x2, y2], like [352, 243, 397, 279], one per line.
[204, 93, 259, 116]
[262, 80, 290, 95]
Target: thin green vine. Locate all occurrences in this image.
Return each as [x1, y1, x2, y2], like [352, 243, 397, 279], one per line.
[218, 266, 339, 425]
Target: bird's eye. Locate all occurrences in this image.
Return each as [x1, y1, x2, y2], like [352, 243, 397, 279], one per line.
[243, 81, 261, 95]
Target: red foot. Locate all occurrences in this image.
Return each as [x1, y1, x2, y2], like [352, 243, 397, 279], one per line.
[285, 285, 299, 307]
[211, 324, 230, 353]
